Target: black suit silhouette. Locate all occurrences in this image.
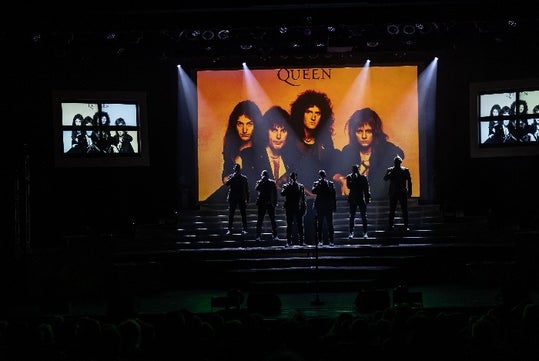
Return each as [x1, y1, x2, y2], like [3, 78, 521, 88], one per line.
[312, 171, 336, 245]
[225, 165, 250, 233]
[281, 173, 306, 246]
[255, 172, 278, 240]
[346, 167, 371, 237]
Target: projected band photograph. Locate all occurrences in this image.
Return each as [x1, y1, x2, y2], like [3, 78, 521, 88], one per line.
[197, 65, 420, 204]
[61, 102, 140, 155]
[479, 90, 539, 145]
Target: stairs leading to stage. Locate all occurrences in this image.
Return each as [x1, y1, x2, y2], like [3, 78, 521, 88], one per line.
[98, 198, 523, 295]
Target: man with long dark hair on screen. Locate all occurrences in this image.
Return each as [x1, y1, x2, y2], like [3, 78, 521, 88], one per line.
[335, 107, 404, 200]
[225, 163, 250, 236]
[81, 116, 100, 154]
[67, 113, 85, 154]
[289, 90, 340, 194]
[94, 110, 113, 154]
[207, 100, 263, 204]
[221, 100, 263, 184]
[111, 117, 135, 153]
[240, 105, 296, 192]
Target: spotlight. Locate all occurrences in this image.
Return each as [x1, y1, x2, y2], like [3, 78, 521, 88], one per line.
[201, 30, 215, 41]
[387, 24, 399, 35]
[402, 24, 416, 35]
[217, 29, 230, 40]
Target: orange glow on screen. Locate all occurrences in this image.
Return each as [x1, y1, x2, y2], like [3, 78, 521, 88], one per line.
[197, 66, 419, 202]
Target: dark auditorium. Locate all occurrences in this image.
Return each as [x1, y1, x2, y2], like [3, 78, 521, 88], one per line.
[1, 2, 539, 360]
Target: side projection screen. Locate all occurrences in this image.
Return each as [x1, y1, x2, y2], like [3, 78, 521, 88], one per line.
[470, 79, 539, 158]
[53, 90, 149, 167]
[196, 66, 420, 203]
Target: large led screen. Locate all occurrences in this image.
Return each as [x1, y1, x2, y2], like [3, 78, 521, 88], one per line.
[197, 66, 420, 203]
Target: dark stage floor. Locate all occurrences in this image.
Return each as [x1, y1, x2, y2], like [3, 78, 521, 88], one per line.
[4, 199, 539, 321]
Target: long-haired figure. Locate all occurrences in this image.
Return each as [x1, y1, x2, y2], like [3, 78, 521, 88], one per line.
[288, 90, 340, 194]
[240, 105, 296, 192]
[221, 100, 263, 184]
[336, 107, 404, 199]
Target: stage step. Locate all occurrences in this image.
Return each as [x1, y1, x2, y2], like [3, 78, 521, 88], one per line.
[44, 199, 519, 299]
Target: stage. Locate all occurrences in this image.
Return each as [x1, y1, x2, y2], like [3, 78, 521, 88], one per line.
[8, 198, 537, 319]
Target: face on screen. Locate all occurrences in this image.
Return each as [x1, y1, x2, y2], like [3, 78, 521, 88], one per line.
[355, 123, 373, 148]
[236, 115, 254, 142]
[268, 124, 288, 151]
[302, 106, 322, 131]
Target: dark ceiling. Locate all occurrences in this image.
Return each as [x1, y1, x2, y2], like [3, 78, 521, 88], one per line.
[3, 1, 538, 65]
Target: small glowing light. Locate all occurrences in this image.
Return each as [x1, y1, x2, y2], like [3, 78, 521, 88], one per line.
[507, 19, 517, 27]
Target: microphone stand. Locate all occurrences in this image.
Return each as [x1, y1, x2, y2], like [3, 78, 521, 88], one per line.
[311, 214, 324, 306]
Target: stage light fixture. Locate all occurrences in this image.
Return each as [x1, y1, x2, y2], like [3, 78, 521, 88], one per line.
[403, 24, 416, 35]
[201, 30, 215, 41]
[387, 24, 400, 35]
[278, 26, 288, 34]
[366, 41, 379, 48]
[217, 29, 230, 40]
